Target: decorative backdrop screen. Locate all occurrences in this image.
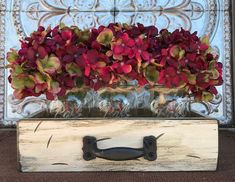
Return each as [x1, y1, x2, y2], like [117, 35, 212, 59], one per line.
[0, 0, 232, 125]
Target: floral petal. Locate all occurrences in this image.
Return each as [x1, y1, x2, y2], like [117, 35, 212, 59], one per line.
[13, 89, 24, 99]
[169, 45, 180, 58]
[38, 46, 48, 59]
[61, 29, 73, 40]
[24, 77, 35, 89]
[113, 45, 124, 55]
[42, 55, 61, 74]
[126, 39, 135, 47]
[199, 44, 209, 51]
[11, 76, 25, 89]
[96, 28, 113, 46]
[141, 51, 150, 61]
[7, 49, 19, 63]
[85, 66, 90, 76]
[46, 91, 55, 100]
[202, 91, 213, 102]
[122, 64, 132, 74]
[145, 65, 159, 83]
[49, 81, 61, 94]
[65, 63, 81, 76]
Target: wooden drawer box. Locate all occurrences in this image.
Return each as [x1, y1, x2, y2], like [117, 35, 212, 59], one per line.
[17, 119, 218, 172]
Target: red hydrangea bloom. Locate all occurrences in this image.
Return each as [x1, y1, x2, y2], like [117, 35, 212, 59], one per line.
[158, 67, 187, 88]
[6, 23, 223, 102]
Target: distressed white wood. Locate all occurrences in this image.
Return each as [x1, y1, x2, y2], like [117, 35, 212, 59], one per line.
[17, 119, 218, 172]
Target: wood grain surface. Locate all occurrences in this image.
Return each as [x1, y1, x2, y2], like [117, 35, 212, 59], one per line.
[17, 119, 218, 172]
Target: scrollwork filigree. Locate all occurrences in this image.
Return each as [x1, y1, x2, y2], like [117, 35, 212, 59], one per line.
[8, 95, 48, 117]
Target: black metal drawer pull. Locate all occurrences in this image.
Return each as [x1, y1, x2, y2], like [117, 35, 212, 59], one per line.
[82, 134, 164, 161]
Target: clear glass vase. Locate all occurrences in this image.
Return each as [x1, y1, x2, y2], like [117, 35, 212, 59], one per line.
[37, 85, 196, 118]
[8, 85, 222, 119]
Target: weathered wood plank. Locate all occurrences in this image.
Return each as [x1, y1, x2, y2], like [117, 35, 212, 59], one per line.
[17, 119, 218, 172]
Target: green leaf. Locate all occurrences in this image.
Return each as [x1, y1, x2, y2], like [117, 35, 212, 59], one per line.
[59, 22, 65, 29]
[201, 35, 210, 46]
[75, 77, 84, 87]
[7, 49, 19, 63]
[96, 61, 106, 68]
[65, 63, 81, 76]
[37, 55, 61, 74]
[123, 23, 130, 30]
[34, 72, 46, 84]
[12, 76, 25, 89]
[48, 81, 61, 94]
[11, 76, 35, 89]
[36, 58, 53, 90]
[169, 45, 180, 58]
[204, 74, 210, 82]
[202, 91, 213, 102]
[44, 56, 61, 74]
[14, 65, 23, 75]
[179, 49, 185, 59]
[145, 66, 159, 83]
[96, 28, 113, 46]
[36, 60, 43, 72]
[24, 77, 35, 89]
[79, 30, 90, 42]
[73, 27, 81, 36]
[182, 69, 196, 85]
[187, 74, 196, 85]
[210, 69, 220, 79]
[209, 60, 216, 69]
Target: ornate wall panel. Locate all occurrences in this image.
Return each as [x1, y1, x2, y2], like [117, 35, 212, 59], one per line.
[0, 0, 233, 126]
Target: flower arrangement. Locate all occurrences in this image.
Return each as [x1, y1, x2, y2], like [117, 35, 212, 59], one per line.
[6, 23, 223, 102]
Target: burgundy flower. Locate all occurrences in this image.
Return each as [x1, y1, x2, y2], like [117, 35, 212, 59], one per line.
[61, 29, 73, 41]
[158, 67, 185, 88]
[6, 23, 223, 101]
[111, 62, 132, 74]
